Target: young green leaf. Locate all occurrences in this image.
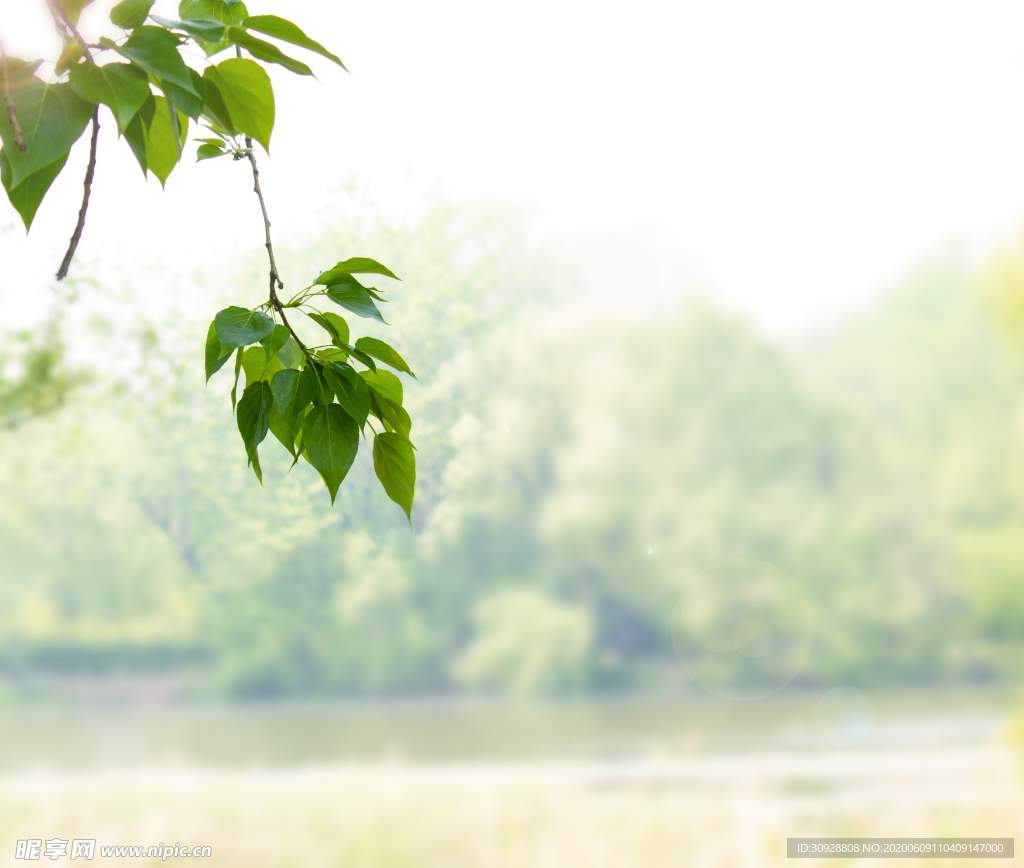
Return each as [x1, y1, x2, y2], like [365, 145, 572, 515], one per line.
[196, 143, 227, 161]
[199, 78, 237, 136]
[321, 312, 350, 345]
[110, 0, 155, 29]
[204, 319, 233, 381]
[324, 362, 370, 427]
[118, 26, 200, 97]
[69, 62, 150, 136]
[0, 71, 93, 190]
[242, 15, 346, 69]
[360, 368, 403, 405]
[325, 286, 387, 323]
[0, 150, 68, 232]
[203, 58, 274, 152]
[241, 345, 267, 385]
[224, 28, 313, 76]
[373, 432, 415, 521]
[269, 367, 314, 424]
[316, 257, 400, 284]
[214, 306, 275, 353]
[302, 404, 359, 504]
[236, 379, 273, 480]
[306, 311, 339, 341]
[354, 336, 414, 376]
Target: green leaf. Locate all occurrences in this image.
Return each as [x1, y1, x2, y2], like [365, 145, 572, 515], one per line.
[111, 0, 155, 28]
[123, 94, 155, 174]
[143, 95, 188, 187]
[214, 306, 275, 353]
[119, 26, 200, 97]
[369, 391, 411, 442]
[302, 404, 359, 505]
[69, 62, 149, 136]
[342, 344, 376, 373]
[325, 286, 387, 324]
[1, 150, 68, 232]
[241, 345, 266, 385]
[258, 323, 291, 361]
[204, 319, 233, 382]
[306, 311, 339, 341]
[268, 401, 296, 457]
[55, 34, 85, 76]
[230, 347, 243, 411]
[354, 336, 414, 376]
[151, 15, 226, 43]
[225, 27, 313, 76]
[196, 143, 227, 161]
[360, 369, 403, 405]
[242, 15, 346, 69]
[162, 68, 206, 120]
[57, 0, 95, 25]
[324, 362, 370, 427]
[373, 432, 415, 521]
[0, 69, 93, 190]
[178, 0, 247, 24]
[306, 362, 335, 405]
[203, 58, 274, 152]
[269, 367, 314, 424]
[316, 257, 401, 284]
[320, 311, 351, 345]
[236, 380, 273, 481]
[199, 78, 236, 136]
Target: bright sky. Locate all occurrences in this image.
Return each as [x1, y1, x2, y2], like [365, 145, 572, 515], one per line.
[4, 0, 1024, 332]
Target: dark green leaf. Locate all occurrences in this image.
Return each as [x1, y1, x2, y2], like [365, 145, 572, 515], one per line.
[1, 150, 68, 232]
[162, 68, 205, 120]
[196, 143, 227, 161]
[242, 15, 346, 69]
[302, 404, 359, 504]
[269, 367, 314, 424]
[342, 344, 376, 373]
[325, 286, 387, 323]
[204, 319, 232, 382]
[69, 62, 150, 136]
[0, 69, 92, 190]
[119, 26, 200, 96]
[369, 391, 411, 443]
[214, 306, 274, 353]
[306, 363, 334, 405]
[324, 362, 370, 427]
[268, 401, 295, 456]
[225, 27, 313, 76]
[354, 336, 414, 376]
[236, 379, 273, 481]
[360, 368, 403, 405]
[203, 58, 274, 152]
[373, 432, 415, 521]
[258, 323, 291, 360]
[151, 15, 226, 43]
[111, 0, 155, 29]
[316, 257, 401, 284]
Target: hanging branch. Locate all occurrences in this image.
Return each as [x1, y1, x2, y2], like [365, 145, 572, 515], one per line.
[56, 107, 99, 281]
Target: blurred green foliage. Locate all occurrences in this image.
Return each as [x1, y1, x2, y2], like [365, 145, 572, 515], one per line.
[1, 208, 1022, 698]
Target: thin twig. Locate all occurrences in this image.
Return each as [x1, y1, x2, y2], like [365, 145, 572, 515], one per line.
[0, 39, 26, 152]
[244, 137, 308, 353]
[45, 0, 93, 59]
[56, 106, 99, 281]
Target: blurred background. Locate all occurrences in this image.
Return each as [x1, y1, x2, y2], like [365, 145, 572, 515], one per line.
[2, 0, 1024, 865]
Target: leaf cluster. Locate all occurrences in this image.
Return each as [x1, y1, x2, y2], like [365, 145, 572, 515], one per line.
[206, 256, 417, 519]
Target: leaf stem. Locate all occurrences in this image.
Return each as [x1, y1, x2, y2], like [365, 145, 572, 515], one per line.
[56, 106, 99, 281]
[0, 39, 26, 152]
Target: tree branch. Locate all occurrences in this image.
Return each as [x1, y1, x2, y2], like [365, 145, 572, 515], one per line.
[0, 39, 26, 152]
[244, 137, 307, 354]
[55, 106, 99, 281]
